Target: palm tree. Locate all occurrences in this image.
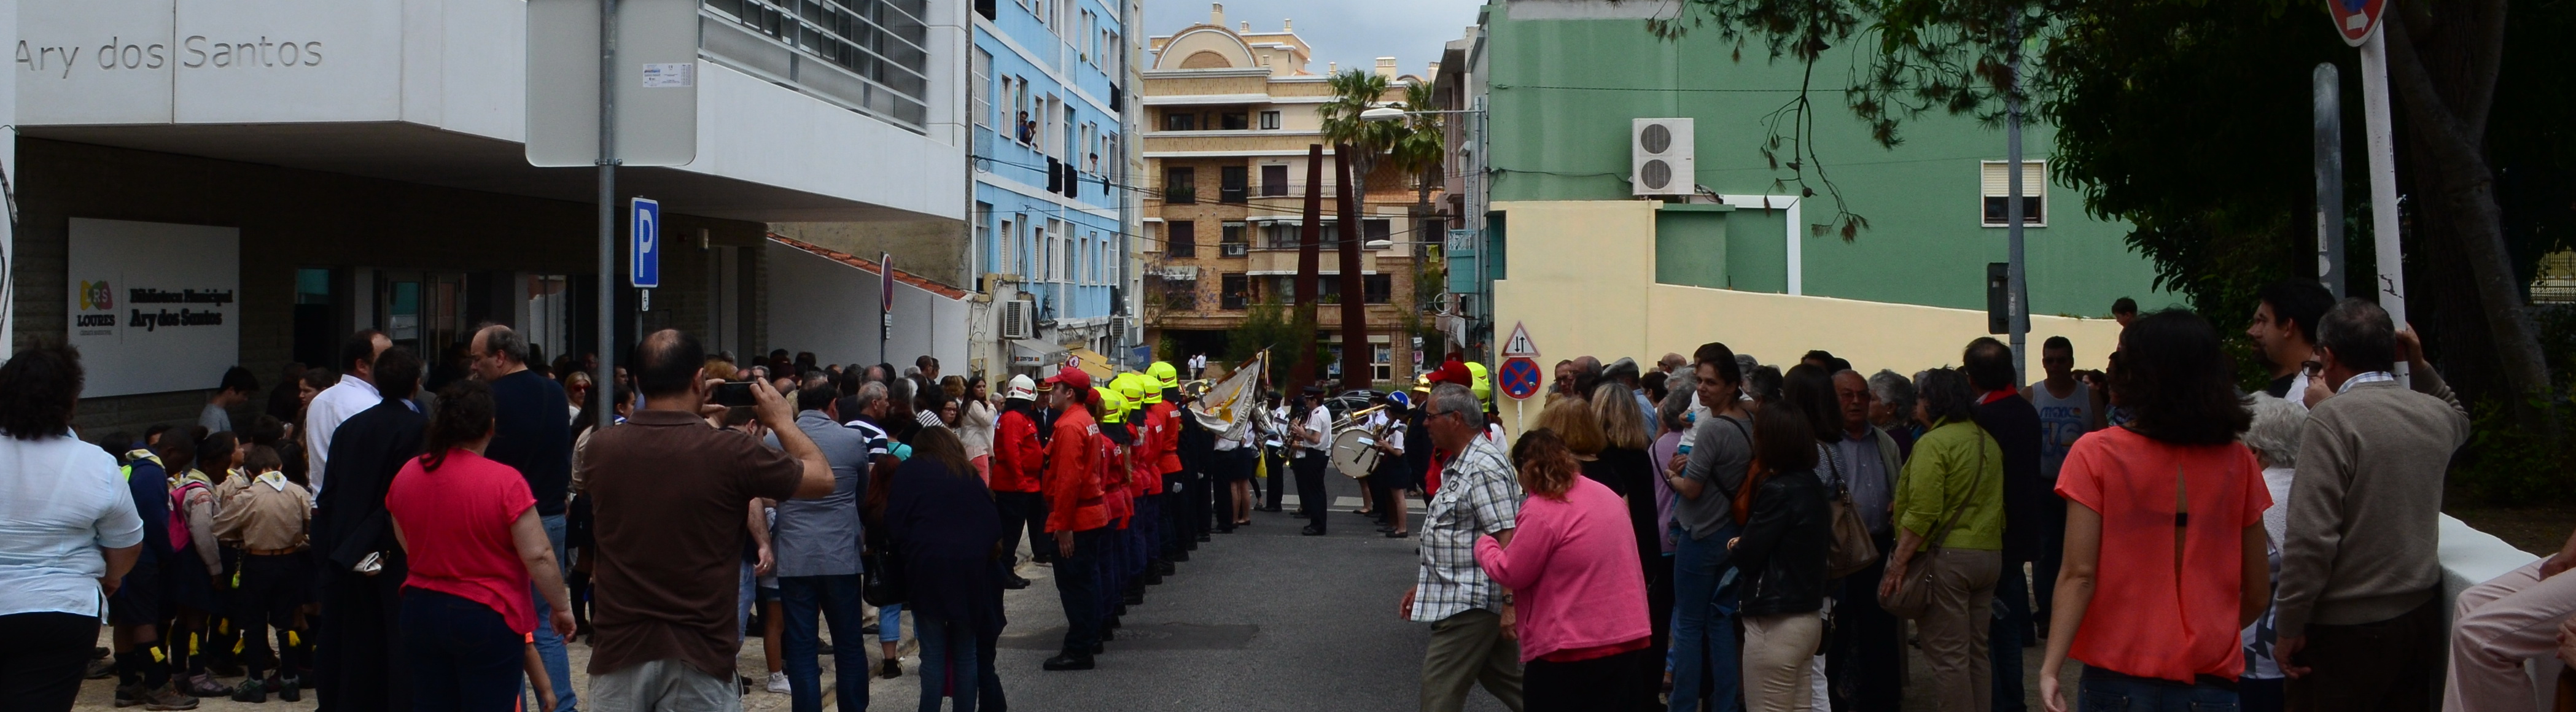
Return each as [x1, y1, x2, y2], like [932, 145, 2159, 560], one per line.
[1388, 81, 1447, 239]
[1317, 70, 1403, 196]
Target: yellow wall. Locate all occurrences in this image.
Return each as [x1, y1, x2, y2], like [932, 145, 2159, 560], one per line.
[1488, 200, 2125, 435]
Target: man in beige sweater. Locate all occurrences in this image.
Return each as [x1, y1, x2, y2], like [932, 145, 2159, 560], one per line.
[2273, 299, 2470, 712]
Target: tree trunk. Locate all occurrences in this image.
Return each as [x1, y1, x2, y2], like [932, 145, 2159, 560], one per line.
[2383, 9, 2558, 431]
[1294, 144, 1325, 389]
[1337, 144, 1374, 391]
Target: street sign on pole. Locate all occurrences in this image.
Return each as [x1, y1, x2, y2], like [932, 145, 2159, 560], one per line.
[1500, 322, 1539, 358]
[879, 252, 894, 358]
[2327, 0, 2388, 46]
[630, 197, 660, 288]
[2314, 63, 2346, 299]
[527, 0, 699, 167]
[1498, 358, 1543, 401]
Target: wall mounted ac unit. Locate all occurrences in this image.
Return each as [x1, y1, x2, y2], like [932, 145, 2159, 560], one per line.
[1632, 118, 1695, 196]
[1000, 299, 1037, 339]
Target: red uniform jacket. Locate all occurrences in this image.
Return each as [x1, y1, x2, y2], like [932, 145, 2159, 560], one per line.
[990, 408, 1044, 493]
[1131, 407, 1166, 495]
[1043, 408, 1107, 533]
[1151, 401, 1185, 476]
[1098, 424, 1131, 524]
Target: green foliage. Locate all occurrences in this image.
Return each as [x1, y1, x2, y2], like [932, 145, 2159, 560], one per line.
[1157, 335, 1181, 364]
[1318, 70, 1404, 184]
[1226, 296, 1316, 385]
[2454, 397, 2574, 505]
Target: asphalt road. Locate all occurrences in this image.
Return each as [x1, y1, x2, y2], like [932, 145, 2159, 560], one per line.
[986, 470, 1517, 712]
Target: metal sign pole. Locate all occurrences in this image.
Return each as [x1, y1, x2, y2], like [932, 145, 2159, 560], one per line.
[594, 0, 620, 419]
[2313, 63, 2346, 300]
[2358, 26, 2408, 384]
[2004, 25, 2029, 387]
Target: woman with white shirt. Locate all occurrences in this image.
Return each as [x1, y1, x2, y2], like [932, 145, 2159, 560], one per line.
[0, 344, 146, 709]
[959, 376, 998, 483]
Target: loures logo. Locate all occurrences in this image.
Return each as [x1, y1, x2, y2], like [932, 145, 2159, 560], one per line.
[79, 280, 112, 310]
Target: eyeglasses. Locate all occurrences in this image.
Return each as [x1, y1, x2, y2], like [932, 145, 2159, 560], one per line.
[2301, 360, 2324, 376]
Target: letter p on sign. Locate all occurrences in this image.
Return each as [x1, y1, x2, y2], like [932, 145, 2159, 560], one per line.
[631, 197, 661, 288]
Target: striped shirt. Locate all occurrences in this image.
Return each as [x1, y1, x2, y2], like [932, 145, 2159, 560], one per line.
[1411, 435, 1524, 623]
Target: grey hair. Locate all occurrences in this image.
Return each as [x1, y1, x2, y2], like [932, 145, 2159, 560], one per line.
[1657, 370, 1697, 431]
[853, 381, 889, 412]
[2243, 394, 2303, 468]
[1428, 383, 1479, 423]
[1868, 369, 1916, 419]
[1734, 354, 1760, 378]
[480, 324, 529, 365]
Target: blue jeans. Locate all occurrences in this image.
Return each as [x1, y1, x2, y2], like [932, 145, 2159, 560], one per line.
[403, 589, 524, 712]
[2078, 666, 2240, 711]
[1670, 523, 1745, 712]
[527, 514, 576, 712]
[1993, 561, 2031, 712]
[914, 612, 981, 712]
[778, 575, 869, 712]
[879, 603, 905, 643]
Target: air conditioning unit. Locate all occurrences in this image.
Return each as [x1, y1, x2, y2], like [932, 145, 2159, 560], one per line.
[1632, 118, 1695, 196]
[1000, 299, 1037, 339]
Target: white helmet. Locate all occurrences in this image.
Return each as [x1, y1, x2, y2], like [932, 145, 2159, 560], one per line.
[1006, 374, 1038, 401]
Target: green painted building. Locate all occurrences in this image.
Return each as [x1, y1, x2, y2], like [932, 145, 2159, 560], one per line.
[1433, 0, 2177, 355]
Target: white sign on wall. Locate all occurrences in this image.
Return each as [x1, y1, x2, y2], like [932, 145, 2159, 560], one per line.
[15, 0, 403, 125]
[67, 219, 240, 398]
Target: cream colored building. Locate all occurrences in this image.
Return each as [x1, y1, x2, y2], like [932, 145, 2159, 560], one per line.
[1137, 4, 1444, 382]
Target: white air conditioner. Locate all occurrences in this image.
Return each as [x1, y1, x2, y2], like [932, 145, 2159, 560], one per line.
[1000, 299, 1037, 339]
[1632, 118, 1695, 196]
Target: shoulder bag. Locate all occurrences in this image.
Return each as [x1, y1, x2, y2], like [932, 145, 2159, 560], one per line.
[1822, 451, 1881, 579]
[863, 545, 909, 606]
[1878, 427, 1988, 620]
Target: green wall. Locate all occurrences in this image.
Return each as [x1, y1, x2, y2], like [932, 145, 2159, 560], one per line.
[1483, 1, 2178, 317]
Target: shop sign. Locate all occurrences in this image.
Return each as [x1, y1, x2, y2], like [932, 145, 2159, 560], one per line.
[68, 219, 241, 398]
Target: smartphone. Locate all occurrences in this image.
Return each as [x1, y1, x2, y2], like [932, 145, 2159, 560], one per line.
[713, 381, 758, 408]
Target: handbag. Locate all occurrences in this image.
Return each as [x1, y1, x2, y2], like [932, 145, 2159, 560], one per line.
[1822, 452, 1881, 579]
[862, 547, 909, 606]
[1878, 428, 1989, 620]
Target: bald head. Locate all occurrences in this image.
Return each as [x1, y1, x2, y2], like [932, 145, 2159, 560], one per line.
[470, 324, 529, 381]
[633, 328, 706, 400]
[1659, 353, 1687, 374]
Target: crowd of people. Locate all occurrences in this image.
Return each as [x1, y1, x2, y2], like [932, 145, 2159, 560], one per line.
[1390, 288, 2499, 712]
[0, 281, 2560, 712]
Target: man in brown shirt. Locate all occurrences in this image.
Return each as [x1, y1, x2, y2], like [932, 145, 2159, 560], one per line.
[580, 329, 833, 710]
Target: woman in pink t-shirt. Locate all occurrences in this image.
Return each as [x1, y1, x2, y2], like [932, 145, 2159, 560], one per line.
[2037, 311, 2270, 712]
[387, 379, 576, 711]
[1474, 429, 1653, 711]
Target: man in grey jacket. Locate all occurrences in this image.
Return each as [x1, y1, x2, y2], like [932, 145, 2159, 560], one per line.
[763, 376, 876, 712]
[2273, 299, 2470, 711]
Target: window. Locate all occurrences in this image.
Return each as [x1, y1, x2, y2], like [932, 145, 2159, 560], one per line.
[1364, 219, 1391, 245]
[1010, 78, 1032, 143]
[971, 48, 992, 128]
[1219, 112, 1250, 131]
[1162, 112, 1197, 131]
[1221, 222, 1247, 256]
[1167, 220, 1196, 258]
[709, 0, 932, 125]
[1263, 221, 1303, 249]
[1089, 231, 1104, 284]
[975, 203, 993, 279]
[1259, 110, 1281, 130]
[1000, 216, 1019, 276]
[1979, 160, 2048, 227]
[1372, 342, 1394, 381]
[1220, 273, 1250, 310]
[1164, 167, 1196, 204]
[1220, 166, 1247, 204]
[1363, 274, 1392, 304]
[1079, 10, 1094, 62]
[1162, 276, 1197, 311]
[1261, 164, 1289, 197]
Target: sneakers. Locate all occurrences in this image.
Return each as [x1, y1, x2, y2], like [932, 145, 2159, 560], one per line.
[274, 675, 301, 703]
[181, 674, 231, 698]
[765, 671, 790, 694]
[877, 659, 902, 679]
[229, 678, 266, 703]
[116, 682, 201, 710]
[1041, 652, 1095, 671]
[87, 657, 117, 679]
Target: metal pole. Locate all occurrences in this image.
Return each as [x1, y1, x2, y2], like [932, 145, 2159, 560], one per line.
[595, 0, 619, 420]
[2358, 26, 2408, 383]
[2005, 26, 2029, 388]
[2313, 63, 2346, 300]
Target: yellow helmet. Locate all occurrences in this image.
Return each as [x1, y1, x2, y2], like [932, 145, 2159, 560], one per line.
[1095, 386, 1127, 423]
[1466, 361, 1493, 406]
[1146, 361, 1180, 396]
[1114, 373, 1148, 409]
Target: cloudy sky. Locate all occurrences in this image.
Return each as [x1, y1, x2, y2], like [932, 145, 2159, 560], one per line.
[1140, 0, 1487, 79]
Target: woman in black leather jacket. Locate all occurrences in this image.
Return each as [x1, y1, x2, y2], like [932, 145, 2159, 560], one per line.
[1731, 402, 1833, 712]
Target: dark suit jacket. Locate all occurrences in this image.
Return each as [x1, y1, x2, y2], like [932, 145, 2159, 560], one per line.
[312, 399, 427, 571]
[1973, 394, 2045, 563]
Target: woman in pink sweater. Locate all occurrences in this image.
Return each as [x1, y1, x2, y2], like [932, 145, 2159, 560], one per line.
[1475, 428, 1655, 711]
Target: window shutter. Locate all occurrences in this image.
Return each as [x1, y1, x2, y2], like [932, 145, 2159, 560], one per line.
[1979, 161, 2045, 198]
[1047, 158, 1063, 193]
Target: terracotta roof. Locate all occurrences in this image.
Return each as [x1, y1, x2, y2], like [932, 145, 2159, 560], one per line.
[767, 235, 971, 301]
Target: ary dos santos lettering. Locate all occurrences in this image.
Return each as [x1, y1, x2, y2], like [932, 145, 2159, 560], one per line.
[17, 34, 322, 79]
[127, 308, 225, 331]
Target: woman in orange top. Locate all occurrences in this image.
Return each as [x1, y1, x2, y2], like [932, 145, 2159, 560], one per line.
[2038, 309, 2271, 712]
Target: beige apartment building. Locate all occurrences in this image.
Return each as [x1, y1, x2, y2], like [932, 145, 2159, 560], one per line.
[1140, 4, 1444, 383]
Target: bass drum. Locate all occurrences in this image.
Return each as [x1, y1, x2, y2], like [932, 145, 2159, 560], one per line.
[1330, 430, 1383, 479]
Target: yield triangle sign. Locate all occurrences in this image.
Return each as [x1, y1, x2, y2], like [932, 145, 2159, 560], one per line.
[1501, 322, 1541, 358]
[2327, 0, 2386, 46]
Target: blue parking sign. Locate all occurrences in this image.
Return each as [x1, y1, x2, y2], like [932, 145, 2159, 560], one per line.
[631, 197, 661, 288]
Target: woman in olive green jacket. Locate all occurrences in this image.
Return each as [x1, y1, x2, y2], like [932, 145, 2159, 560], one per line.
[1879, 368, 2005, 712]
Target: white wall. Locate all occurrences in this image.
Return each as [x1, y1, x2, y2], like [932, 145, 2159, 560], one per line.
[764, 240, 970, 370]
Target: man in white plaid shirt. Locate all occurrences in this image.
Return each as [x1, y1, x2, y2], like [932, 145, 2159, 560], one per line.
[1400, 383, 1526, 712]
